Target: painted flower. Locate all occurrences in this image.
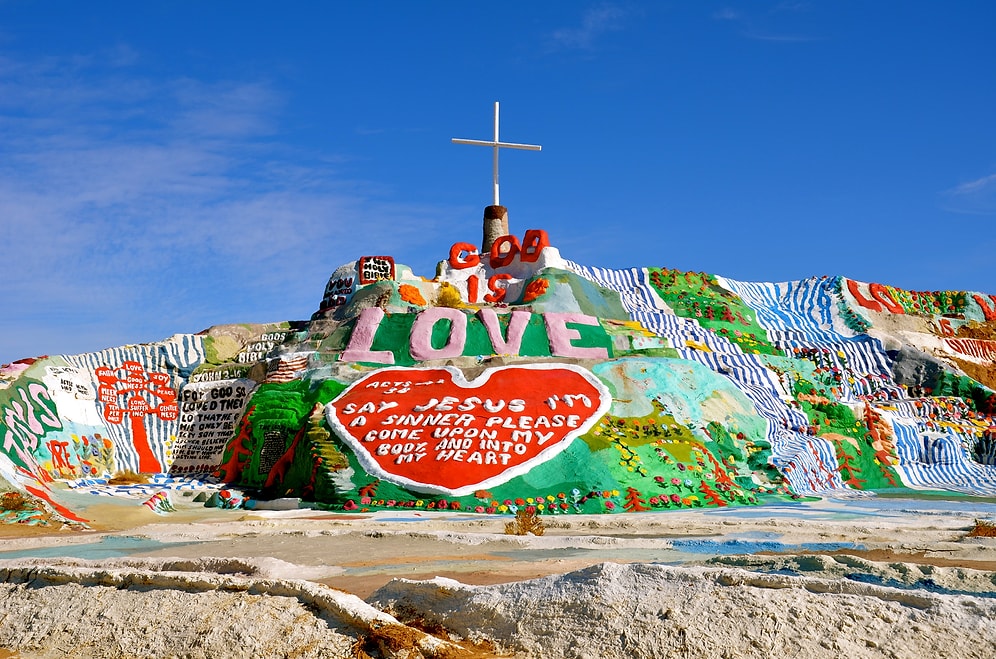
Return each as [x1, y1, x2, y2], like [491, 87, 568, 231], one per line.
[604, 501, 615, 510]
[655, 476, 665, 483]
[515, 498, 526, 506]
[522, 278, 550, 303]
[360, 497, 372, 505]
[671, 477, 681, 486]
[498, 505, 508, 513]
[559, 503, 569, 511]
[398, 284, 427, 306]
[486, 507, 497, 514]
[342, 500, 358, 511]
[649, 496, 660, 505]
[670, 494, 681, 503]
[450, 501, 461, 510]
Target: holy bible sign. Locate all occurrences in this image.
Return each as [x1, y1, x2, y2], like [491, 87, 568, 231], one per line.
[326, 365, 611, 496]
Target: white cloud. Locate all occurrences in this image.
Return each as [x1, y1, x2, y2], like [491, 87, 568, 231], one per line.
[712, 6, 819, 42]
[941, 173, 996, 215]
[713, 8, 742, 22]
[550, 5, 627, 50]
[0, 50, 456, 364]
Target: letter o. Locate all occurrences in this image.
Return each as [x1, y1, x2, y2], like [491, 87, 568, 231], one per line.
[410, 308, 468, 361]
[519, 229, 550, 263]
[489, 235, 520, 268]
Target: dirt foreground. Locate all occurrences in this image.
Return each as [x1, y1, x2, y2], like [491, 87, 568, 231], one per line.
[1, 494, 995, 658]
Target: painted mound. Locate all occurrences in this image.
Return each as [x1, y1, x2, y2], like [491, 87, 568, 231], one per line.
[2, 228, 995, 526]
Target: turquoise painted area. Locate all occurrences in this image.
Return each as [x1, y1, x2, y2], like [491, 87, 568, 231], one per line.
[0, 536, 196, 560]
[593, 358, 767, 444]
[527, 268, 631, 320]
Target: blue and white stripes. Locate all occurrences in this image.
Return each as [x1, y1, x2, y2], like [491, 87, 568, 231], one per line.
[61, 334, 206, 473]
[560, 262, 996, 496]
[878, 405, 996, 495]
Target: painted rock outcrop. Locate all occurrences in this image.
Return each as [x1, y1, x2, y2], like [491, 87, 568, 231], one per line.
[2, 228, 996, 524]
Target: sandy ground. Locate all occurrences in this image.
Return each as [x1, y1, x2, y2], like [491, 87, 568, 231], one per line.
[3, 490, 996, 598]
[3, 492, 996, 658]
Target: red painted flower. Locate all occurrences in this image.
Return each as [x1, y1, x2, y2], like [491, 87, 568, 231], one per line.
[522, 278, 550, 303]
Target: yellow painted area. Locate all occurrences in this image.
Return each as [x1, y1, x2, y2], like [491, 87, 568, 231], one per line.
[684, 339, 712, 352]
[656, 438, 707, 463]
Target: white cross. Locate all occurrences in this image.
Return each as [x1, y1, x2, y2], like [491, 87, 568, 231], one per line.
[452, 101, 541, 207]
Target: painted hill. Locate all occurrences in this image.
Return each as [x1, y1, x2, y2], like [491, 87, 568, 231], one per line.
[3, 226, 996, 526]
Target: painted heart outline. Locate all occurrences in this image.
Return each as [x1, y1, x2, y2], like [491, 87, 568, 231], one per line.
[326, 364, 611, 496]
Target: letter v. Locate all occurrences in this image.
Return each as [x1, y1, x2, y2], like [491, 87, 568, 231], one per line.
[477, 308, 530, 356]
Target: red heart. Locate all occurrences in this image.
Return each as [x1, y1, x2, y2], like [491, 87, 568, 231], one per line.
[327, 365, 610, 496]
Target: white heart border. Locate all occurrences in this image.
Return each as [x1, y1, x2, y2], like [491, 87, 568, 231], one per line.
[325, 363, 611, 497]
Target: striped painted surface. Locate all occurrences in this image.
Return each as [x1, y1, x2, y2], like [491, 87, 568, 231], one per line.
[562, 261, 672, 313]
[61, 335, 206, 473]
[768, 431, 848, 495]
[562, 263, 996, 496]
[562, 262, 820, 490]
[887, 417, 996, 495]
[66, 473, 223, 498]
[945, 337, 996, 361]
[716, 276, 840, 343]
[719, 276, 894, 402]
[265, 354, 312, 384]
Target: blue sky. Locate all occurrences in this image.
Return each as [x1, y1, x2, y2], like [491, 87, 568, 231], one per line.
[1, 1, 994, 364]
